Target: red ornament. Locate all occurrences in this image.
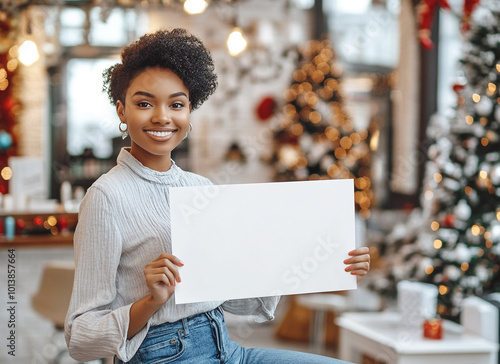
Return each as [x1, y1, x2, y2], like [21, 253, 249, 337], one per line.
[58, 216, 69, 234]
[423, 318, 443, 340]
[443, 213, 455, 228]
[452, 83, 465, 95]
[256, 96, 276, 121]
[33, 216, 43, 227]
[462, 0, 480, 32]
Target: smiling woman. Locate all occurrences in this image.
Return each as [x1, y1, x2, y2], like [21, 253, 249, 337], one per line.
[116, 68, 192, 171]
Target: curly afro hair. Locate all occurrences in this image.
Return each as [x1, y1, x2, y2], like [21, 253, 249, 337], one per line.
[103, 28, 217, 110]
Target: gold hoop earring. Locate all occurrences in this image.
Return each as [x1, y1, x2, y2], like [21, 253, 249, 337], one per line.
[183, 123, 193, 140]
[119, 122, 128, 140]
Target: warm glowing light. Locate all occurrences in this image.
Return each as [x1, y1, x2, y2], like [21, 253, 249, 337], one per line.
[465, 186, 472, 195]
[227, 28, 247, 56]
[461, 262, 469, 271]
[431, 221, 440, 231]
[327, 164, 340, 177]
[370, 129, 379, 151]
[0, 79, 8, 91]
[433, 239, 443, 249]
[47, 216, 58, 227]
[497, 210, 500, 221]
[439, 285, 449, 295]
[465, 115, 474, 125]
[290, 123, 303, 136]
[334, 147, 346, 159]
[6, 59, 17, 72]
[472, 93, 481, 103]
[1, 167, 12, 180]
[325, 126, 339, 141]
[340, 136, 352, 149]
[481, 137, 489, 146]
[309, 111, 321, 123]
[434, 173, 442, 183]
[497, 64, 500, 72]
[488, 83, 497, 93]
[486, 240, 493, 249]
[425, 265, 434, 274]
[479, 170, 488, 179]
[0, 68, 6, 81]
[50, 226, 59, 235]
[471, 224, 481, 236]
[18, 40, 40, 66]
[183, 0, 208, 14]
[424, 189, 434, 200]
[359, 209, 370, 219]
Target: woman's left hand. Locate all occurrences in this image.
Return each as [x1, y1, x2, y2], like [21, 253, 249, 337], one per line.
[344, 247, 370, 282]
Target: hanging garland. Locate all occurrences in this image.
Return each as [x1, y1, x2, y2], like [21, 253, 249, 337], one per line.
[417, 0, 481, 49]
[0, 13, 19, 194]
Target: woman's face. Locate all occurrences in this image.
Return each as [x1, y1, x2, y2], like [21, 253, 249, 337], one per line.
[117, 67, 191, 171]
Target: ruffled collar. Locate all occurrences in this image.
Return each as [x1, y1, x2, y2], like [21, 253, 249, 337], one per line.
[116, 148, 181, 185]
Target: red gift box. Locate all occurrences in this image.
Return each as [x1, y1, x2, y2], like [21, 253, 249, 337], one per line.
[423, 318, 443, 340]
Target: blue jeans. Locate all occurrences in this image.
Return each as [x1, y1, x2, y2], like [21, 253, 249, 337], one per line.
[119, 307, 351, 364]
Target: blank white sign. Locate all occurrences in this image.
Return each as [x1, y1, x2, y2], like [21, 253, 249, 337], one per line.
[170, 179, 356, 304]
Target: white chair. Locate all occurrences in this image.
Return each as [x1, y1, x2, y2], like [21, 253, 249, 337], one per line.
[32, 261, 75, 364]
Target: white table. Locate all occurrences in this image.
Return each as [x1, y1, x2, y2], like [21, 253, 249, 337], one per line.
[336, 312, 498, 364]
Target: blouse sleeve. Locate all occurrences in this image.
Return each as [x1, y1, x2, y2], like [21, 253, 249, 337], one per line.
[64, 186, 149, 362]
[221, 296, 281, 323]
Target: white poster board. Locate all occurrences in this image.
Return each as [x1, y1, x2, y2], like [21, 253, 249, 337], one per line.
[171, 179, 356, 304]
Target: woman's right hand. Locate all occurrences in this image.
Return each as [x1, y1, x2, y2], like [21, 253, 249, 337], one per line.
[143, 253, 184, 305]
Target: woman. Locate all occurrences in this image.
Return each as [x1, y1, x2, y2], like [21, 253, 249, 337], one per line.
[64, 28, 370, 364]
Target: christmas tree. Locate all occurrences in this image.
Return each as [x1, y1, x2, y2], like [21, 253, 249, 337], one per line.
[420, 2, 500, 320]
[270, 39, 374, 218]
[365, 2, 500, 321]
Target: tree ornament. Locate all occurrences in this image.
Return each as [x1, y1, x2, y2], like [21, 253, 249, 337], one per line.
[255, 96, 276, 122]
[443, 213, 455, 228]
[0, 131, 12, 151]
[494, 105, 500, 122]
[490, 164, 500, 185]
[475, 96, 493, 116]
[454, 200, 472, 220]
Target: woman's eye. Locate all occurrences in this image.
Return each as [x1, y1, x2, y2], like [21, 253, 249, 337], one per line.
[137, 102, 151, 108]
[171, 102, 184, 109]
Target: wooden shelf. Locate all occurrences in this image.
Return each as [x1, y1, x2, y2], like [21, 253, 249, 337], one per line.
[0, 212, 77, 248]
[0, 233, 74, 248]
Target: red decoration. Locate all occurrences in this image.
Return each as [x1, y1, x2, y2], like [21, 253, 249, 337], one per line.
[417, 0, 480, 49]
[58, 216, 69, 234]
[417, 0, 451, 50]
[423, 318, 443, 339]
[462, 0, 480, 31]
[452, 83, 465, 95]
[442, 213, 455, 227]
[256, 96, 276, 121]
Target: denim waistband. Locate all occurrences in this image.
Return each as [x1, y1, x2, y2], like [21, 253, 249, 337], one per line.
[147, 306, 223, 338]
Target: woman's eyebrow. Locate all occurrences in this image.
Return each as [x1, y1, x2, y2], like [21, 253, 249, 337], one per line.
[132, 91, 155, 98]
[169, 92, 188, 99]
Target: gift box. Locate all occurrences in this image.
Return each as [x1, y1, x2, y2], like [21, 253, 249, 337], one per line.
[397, 281, 438, 331]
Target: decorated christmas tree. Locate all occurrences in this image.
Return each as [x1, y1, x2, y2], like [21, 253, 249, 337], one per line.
[270, 39, 374, 218]
[420, 2, 500, 320]
[365, 2, 500, 321]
